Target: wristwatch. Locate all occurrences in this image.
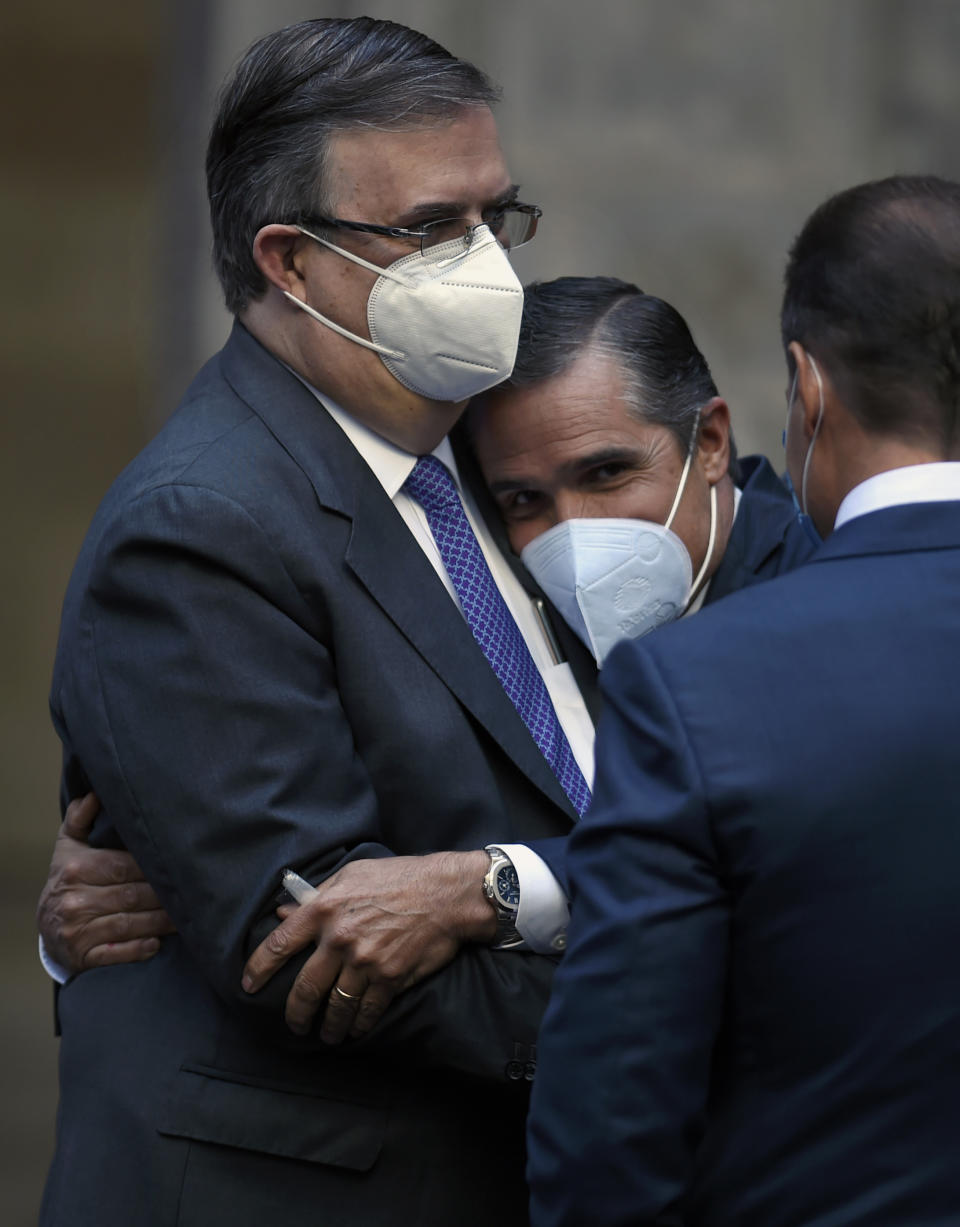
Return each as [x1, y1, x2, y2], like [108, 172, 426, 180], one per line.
[482, 846, 523, 949]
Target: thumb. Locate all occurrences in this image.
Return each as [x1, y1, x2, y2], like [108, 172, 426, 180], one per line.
[62, 792, 101, 842]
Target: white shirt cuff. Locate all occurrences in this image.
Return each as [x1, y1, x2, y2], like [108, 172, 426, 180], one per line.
[495, 843, 569, 954]
[39, 935, 70, 985]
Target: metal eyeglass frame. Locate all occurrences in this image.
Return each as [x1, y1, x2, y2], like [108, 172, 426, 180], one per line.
[296, 202, 542, 254]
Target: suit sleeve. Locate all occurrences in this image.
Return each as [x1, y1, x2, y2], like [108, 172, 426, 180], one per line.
[61, 482, 555, 1081]
[526, 639, 729, 1227]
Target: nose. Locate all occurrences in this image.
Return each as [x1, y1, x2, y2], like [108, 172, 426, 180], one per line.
[555, 492, 590, 523]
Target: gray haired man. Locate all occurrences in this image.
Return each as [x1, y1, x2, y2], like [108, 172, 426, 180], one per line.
[41, 19, 587, 1227]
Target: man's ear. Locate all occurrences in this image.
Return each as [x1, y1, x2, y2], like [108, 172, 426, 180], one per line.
[697, 397, 731, 483]
[787, 342, 826, 441]
[252, 224, 312, 298]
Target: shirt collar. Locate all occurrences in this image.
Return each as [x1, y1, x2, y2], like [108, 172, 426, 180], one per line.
[290, 370, 461, 498]
[835, 462, 960, 530]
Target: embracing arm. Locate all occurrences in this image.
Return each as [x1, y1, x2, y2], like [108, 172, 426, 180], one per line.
[37, 793, 175, 977]
[58, 482, 557, 1079]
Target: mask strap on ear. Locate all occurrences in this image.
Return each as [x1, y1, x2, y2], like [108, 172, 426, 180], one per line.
[296, 225, 411, 286]
[783, 368, 799, 448]
[664, 409, 702, 532]
[686, 482, 718, 603]
[800, 355, 825, 515]
[282, 291, 405, 360]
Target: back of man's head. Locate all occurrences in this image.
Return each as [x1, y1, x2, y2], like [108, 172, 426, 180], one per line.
[506, 276, 720, 455]
[206, 17, 499, 315]
[781, 175, 960, 451]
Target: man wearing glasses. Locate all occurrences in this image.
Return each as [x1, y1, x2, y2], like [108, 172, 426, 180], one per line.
[41, 17, 591, 1227]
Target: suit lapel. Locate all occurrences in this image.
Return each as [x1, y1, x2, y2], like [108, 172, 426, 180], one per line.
[221, 323, 579, 820]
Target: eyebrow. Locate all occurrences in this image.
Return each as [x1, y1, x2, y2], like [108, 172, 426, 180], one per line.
[486, 445, 644, 495]
[394, 184, 520, 227]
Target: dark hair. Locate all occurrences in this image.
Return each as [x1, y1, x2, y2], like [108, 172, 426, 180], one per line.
[498, 276, 735, 470]
[206, 18, 500, 315]
[781, 175, 960, 448]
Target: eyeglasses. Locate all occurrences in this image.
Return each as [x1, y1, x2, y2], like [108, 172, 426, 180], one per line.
[298, 202, 542, 255]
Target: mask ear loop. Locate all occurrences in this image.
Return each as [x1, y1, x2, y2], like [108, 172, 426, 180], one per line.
[663, 408, 717, 607]
[687, 483, 718, 603]
[282, 291, 405, 360]
[800, 355, 825, 516]
[664, 410, 701, 532]
[282, 225, 407, 360]
[783, 369, 799, 449]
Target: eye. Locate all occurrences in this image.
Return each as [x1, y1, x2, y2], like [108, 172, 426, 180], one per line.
[498, 489, 545, 520]
[584, 461, 631, 485]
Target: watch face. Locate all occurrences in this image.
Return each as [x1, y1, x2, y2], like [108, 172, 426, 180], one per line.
[496, 863, 520, 908]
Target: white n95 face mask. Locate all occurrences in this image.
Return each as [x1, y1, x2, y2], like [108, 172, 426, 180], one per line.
[522, 518, 694, 665]
[284, 224, 524, 403]
[520, 423, 718, 665]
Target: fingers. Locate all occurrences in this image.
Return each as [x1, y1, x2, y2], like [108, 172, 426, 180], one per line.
[81, 937, 163, 969]
[79, 880, 166, 914]
[332, 981, 397, 1044]
[286, 967, 396, 1044]
[56, 846, 152, 889]
[242, 905, 322, 993]
[283, 945, 341, 1035]
[61, 792, 101, 841]
[40, 896, 176, 974]
[72, 907, 177, 957]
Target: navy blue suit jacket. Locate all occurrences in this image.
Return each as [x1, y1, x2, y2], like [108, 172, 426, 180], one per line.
[527, 499, 960, 1227]
[44, 323, 587, 1227]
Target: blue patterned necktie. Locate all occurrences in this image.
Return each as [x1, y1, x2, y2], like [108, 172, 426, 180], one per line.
[403, 454, 591, 817]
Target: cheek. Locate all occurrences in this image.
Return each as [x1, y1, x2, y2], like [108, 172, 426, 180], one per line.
[309, 260, 377, 336]
[662, 479, 712, 563]
[507, 521, 544, 554]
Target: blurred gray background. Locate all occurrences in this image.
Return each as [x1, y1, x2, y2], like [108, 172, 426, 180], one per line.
[3, 1, 958, 1220]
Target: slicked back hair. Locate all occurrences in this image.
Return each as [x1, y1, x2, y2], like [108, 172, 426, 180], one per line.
[206, 17, 500, 315]
[781, 175, 960, 450]
[490, 276, 735, 473]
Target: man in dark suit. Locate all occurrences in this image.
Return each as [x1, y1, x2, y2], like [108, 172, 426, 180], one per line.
[527, 175, 960, 1227]
[462, 276, 815, 918]
[39, 276, 813, 989]
[42, 18, 594, 1226]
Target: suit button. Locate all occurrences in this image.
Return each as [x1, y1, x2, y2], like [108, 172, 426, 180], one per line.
[505, 1060, 524, 1080]
[523, 1061, 536, 1081]
[551, 934, 567, 951]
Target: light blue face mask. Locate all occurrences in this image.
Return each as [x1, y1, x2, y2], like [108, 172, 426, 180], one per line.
[783, 360, 825, 548]
[520, 416, 718, 665]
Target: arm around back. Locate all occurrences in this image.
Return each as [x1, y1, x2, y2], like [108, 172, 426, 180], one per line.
[54, 477, 557, 1081]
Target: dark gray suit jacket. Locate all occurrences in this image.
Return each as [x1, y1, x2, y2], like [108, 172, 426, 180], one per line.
[43, 323, 591, 1227]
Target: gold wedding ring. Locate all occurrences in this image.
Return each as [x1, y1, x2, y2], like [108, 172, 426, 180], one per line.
[333, 985, 361, 1002]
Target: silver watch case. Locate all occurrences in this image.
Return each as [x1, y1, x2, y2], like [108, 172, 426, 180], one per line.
[483, 846, 523, 949]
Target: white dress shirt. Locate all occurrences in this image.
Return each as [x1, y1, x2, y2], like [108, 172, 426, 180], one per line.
[307, 391, 597, 951]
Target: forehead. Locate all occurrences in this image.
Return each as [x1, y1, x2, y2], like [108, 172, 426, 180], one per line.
[474, 347, 674, 475]
[324, 105, 512, 218]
